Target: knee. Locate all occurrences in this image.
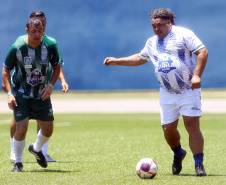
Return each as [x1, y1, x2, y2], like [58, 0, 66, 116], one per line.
[15, 129, 27, 140]
[41, 128, 53, 137]
[183, 116, 201, 132]
[38, 121, 53, 137]
[163, 125, 175, 136]
[185, 122, 200, 133]
[45, 130, 53, 137]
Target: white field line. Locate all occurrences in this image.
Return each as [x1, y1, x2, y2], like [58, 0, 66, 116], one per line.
[0, 98, 226, 114]
[0, 119, 36, 125]
[0, 119, 12, 124]
[54, 122, 71, 127]
[0, 119, 71, 127]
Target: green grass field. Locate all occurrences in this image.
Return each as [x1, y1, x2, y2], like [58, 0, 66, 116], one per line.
[0, 113, 225, 185]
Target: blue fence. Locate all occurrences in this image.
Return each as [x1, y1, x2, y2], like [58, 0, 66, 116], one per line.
[1, 0, 225, 90]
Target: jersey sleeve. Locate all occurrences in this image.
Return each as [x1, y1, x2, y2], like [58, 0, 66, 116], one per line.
[138, 41, 151, 61]
[184, 29, 205, 53]
[54, 42, 63, 65]
[44, 34, 63, 66]
[3, 46, 17, 70]
[49, 44, 60, 67]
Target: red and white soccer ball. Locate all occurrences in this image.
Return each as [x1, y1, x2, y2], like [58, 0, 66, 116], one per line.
[136, 158, 158, 179]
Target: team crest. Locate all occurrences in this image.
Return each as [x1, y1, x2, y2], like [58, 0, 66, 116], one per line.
[158, 58, 176, 73]
[24, 57, 32, 68]
[27, 69, 44, 86]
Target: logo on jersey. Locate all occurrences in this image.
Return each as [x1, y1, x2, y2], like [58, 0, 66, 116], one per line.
[24, 57, 32, 68]
[27, 69, 44, 86]
[158, 58, 176, 73]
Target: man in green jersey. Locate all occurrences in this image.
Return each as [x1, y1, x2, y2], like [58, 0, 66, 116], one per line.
[2, 11, 69, 163]
[2, 17, 60, 172]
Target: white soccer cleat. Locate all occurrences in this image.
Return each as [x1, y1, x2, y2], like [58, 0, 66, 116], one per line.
[10, 152, 16, 163]
[45, 154, 56, 162]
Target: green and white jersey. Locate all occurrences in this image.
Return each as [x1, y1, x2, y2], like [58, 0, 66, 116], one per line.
[44, 34, 63, 64]
[11, 34, 63, 86]
[4, 36, 59, 99]
[43, 34, 64, 79]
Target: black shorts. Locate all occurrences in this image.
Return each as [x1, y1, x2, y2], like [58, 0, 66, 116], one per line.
[13, 93, 54, 122]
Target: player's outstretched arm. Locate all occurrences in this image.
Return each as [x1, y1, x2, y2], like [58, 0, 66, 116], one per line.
[104, 54, 148, 67]
[59, 66, 69, 92]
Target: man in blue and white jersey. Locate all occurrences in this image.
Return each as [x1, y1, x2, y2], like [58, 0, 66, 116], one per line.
[104, 8, 208, 176]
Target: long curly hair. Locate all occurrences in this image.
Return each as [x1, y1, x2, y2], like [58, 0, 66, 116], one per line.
[149, 8, 176, 25]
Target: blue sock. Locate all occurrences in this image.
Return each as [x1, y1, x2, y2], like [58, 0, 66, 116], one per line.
[194, 153, 204, 166]
[171, 144, 184, 158]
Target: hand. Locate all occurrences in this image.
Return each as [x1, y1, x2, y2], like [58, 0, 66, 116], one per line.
[61, 81, 69, 93]
[191, 74, 201, 90]
[41, 85, 53, 101]
[8, 94, 17, 110]
[103, 57, 119, 66]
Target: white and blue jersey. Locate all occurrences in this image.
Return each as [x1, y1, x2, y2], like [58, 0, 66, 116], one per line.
[139, 25, 205, 94]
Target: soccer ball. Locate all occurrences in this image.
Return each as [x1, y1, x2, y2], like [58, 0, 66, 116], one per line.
[136, 158, 158, 179]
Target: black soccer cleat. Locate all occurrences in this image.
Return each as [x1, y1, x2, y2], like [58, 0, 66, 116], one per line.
[172, 149, 187, 175]
[28, 144, 47, 168]
[195, 163, 206, 176]
[11, 162, 23, 172]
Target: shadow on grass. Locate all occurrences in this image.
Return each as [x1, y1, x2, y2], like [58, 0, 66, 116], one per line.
[199, 174, 226, 177]
[167, 173, 226, 177]
[25, 169, 80, 173]
[50, 161, 74, 163]
[180, 173, 225, 177]
[21, 161, 80, 173]
[24, 161, 74, 164]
